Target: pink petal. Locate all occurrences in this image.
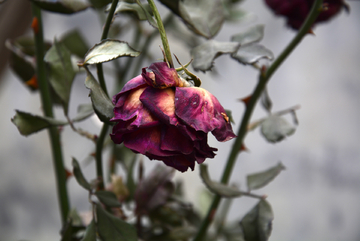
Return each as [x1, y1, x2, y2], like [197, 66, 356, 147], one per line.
[112, 75, 147, 106]
[175, 87, 236, 142]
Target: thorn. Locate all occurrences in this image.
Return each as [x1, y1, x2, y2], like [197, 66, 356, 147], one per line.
[239, 95, 252, 107]
[65, 168, 73, 180]
[260, 65, 267, 77]
[31, 17, 39, 34]
[308, 29, 315, 35]
[25, 75, 38, 89]
[240, 143, 249, 152]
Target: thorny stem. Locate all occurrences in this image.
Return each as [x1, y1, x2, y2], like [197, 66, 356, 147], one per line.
[31, 4, 70, 225]
[95, 0, 118, 190]
[96, 0, 119, 97]
[147, 0, 174, 68]
[193, 0, 324, 240]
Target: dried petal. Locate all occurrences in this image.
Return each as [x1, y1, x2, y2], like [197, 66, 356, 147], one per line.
[141, 62, 190, 89]
[175, 87, 236, 142]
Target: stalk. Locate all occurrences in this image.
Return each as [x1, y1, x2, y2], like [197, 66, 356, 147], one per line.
[95, 0, 118, 190]
[193, 0, 324, 240]
[31, 4, 70, 224]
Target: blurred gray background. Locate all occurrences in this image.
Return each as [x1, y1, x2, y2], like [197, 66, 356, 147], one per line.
[0, 0, 359, 240]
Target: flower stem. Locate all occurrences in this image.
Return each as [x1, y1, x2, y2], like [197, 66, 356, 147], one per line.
[193, 0, 323, 240]
[147, 0, 174, 68]
[31, 4, 70, 225]
[95, 0, 118, 190]
[96, 124, 109, 190]
[131, 14, 173, 79]
[96, 0, 119, 97]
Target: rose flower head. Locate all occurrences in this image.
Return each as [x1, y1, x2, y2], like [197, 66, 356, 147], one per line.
[265, 0, 349, 30]
[110, 62, 236, 172]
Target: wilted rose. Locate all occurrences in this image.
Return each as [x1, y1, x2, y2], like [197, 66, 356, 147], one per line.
[265, 0, 348, 29]
[110, 62, 236, 172]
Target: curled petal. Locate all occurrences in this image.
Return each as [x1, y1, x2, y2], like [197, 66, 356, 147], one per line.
[111, 86, 158, 130]
[175, 87, 236, 142]
[142, 62, 191, 89]
[140, 87, 178, 125]
[112, 75, 147, 105]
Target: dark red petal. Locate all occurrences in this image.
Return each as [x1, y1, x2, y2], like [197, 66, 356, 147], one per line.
[123, 125, 175, 157]
[175, 87, 236, 142]
[160, 125, 193, 155]
[141, 62, 184, 89]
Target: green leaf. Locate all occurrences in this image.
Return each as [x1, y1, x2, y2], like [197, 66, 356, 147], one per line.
[30, 0, 89, 14]
[83, 39, 140, 65]
[231, 25, 265, 45]
[191, 40, 240, 72]
[72, 104, 94, 122]
[247, 162, 285, 191]
[84, 68, 114, 123]
[60, 29, 89, 58]
[260, 115, 296, 143]
[44, 40, 76, 114]
[240, 199, 273, 241]
[95, 203, 137, 241]
[11, 110, 68, 136]
[72, 157, 91, 191]
[231, 43, 274, 65]
[200, 164, 242, 198]
[178, 0, 225, 38]
[81, 220, 97, 241]
[110, 2, 152, 21]
[95, 190, 122, 207]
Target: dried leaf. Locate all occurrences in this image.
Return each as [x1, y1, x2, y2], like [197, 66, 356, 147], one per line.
[247, 162, 285, 191]
[95, 203, 137, 241]
[260, 115, 296, 143]
[232, 43, 274, 65]
[191, 40, 240, 72]
[110, 2, 152, 21]
[200, 164, 242, 198]
[84, 68, 114, 123]
[72, 104, 94, 122]
[83, 39, 140, 65]
[260, 88, 272, 113]
[44, 40, 76, 114]
[240, 200, 273, 241]
[11, 110, 67, 136]
[30, 0, 89, 14]
[81, 220, 96, 241]
[95, 190, 122, 207]
[72, 158, 91, 191]
[60, 29, 89, 58]
[231, 25, 265, 45]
